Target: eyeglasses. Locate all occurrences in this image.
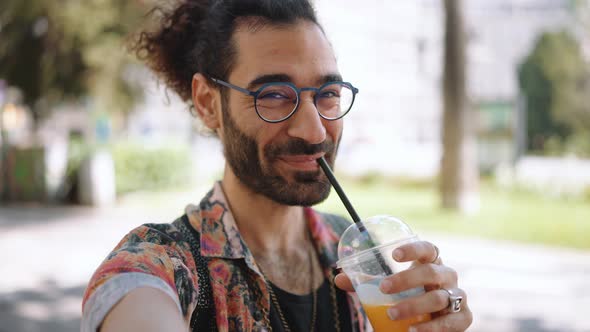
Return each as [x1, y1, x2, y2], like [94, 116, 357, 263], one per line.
[210, 77, 359, 123]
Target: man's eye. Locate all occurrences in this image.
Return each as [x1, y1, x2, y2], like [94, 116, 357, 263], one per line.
[319, 90, 340, 98]
[259, 92, 290, 99]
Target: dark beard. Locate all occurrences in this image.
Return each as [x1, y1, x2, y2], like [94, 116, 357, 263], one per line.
[221, 103, 339, 206]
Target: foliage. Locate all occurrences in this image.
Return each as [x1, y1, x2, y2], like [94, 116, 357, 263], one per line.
[544, 131, 590, 158]
[112, 141, 194, 194]
[518, 30, 590, 156]
[0, 0, 149, 123]
[62, 139, 194, 197]
[61, 138, 91, 199]
[65, 138, 94, 179]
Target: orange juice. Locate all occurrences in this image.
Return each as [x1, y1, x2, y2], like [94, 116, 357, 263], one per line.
[363, 304, 431, 332]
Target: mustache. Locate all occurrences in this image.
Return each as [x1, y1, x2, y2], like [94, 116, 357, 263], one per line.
[265, 138, 335, 159]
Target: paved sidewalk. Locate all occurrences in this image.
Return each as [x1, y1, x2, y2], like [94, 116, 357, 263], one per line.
[1, 193, 589, 332]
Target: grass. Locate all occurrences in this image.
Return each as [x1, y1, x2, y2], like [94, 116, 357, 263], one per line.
[120, 176, 590, 250]
[317, 177, 590, 250]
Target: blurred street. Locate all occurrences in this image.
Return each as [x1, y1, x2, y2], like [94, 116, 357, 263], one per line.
[1, 189, 589, 332]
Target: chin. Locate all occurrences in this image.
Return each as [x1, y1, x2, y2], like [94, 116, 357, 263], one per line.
[268, 177, 332, 206]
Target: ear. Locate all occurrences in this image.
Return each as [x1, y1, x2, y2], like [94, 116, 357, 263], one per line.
[192, 73, 221, 130]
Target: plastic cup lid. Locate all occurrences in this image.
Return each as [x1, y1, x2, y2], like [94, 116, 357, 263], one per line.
[336, 215, 416, 266]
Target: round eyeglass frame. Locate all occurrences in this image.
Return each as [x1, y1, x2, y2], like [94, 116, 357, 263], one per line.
[210, 77, 359, 123]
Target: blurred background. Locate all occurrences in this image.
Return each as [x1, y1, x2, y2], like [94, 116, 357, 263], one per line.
[1, 0, 589, 331]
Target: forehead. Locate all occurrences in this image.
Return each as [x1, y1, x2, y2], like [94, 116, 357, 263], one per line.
[229, 20, 338, 84]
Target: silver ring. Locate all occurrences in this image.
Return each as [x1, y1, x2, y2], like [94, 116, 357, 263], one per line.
[442, 288, 463, 313]
[431, 244, 440, 264]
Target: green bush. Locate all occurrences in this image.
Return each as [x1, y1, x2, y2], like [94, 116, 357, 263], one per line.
[543, 133, 590, 158]
[564, 132, 590, 158]
[584, 186, 590, 203]
[112, 142, 194, 194]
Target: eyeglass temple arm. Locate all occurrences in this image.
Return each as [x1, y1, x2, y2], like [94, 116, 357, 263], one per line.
[210, 78, 255, 96]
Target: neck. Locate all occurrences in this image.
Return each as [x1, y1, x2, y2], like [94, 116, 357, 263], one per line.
[220, 165, 308, 255]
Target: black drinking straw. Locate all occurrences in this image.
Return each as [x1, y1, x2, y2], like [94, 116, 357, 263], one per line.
[317, 157, 362, 224]
[317, 156, 393, 274]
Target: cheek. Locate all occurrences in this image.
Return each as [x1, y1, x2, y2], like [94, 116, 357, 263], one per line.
[324, 120, 343, 142]
[256, 124, 284, 155]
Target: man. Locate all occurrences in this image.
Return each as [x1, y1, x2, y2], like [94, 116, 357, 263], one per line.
[81, 1, 472, 331]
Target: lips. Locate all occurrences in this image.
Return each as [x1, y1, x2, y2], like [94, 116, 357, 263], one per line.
[278, 153, 325, 171]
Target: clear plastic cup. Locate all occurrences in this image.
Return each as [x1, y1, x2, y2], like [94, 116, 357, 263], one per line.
[336, 215, 431, 332]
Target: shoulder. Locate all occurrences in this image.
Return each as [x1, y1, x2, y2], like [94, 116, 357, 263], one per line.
[82, 216, 199, 331]
[116, 218, 188, 248]
[85, 216, 197, 294]
[95, 219, 196, 279]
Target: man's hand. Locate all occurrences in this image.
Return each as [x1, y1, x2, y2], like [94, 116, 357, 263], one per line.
[334, 241, 472, 332]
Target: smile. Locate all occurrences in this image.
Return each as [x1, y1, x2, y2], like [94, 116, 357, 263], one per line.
[277, 153, 325, 171]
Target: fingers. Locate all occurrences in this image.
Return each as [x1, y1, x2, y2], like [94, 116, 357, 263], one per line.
[380, 263, 458, 294]
[394, 241, 440, 264]
[411, 310, 473, 332]
[387, 287, 467, 321]
[333, 272, 354, 292]
[410, 291, 472, 332]
[386, 288, 471, 332]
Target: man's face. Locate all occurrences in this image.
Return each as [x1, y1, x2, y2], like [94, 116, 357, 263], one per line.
[219, 20, 343, 206]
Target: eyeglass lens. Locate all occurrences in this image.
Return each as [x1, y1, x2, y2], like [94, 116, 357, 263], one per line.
[255, 83, 354, 122]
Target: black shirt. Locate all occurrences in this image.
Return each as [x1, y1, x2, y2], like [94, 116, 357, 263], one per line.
[268, 279, 353, 332]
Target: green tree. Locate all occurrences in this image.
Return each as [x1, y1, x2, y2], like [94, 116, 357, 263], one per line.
[0, 0, 148, 125]
[518, 30, 590, 154]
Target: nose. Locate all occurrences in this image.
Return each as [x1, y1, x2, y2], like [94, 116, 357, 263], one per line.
[286, 97, 327, 144]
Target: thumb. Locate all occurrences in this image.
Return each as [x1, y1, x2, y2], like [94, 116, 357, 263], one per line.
[334, 272, 355, 292]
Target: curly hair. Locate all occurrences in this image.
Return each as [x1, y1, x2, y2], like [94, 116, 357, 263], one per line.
[130, 0, 320, 103]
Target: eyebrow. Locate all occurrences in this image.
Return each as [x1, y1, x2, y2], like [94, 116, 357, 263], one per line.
[246, 73, 344, 90]
[321, 73, 343, 84]
[247, 74, 292, 90]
